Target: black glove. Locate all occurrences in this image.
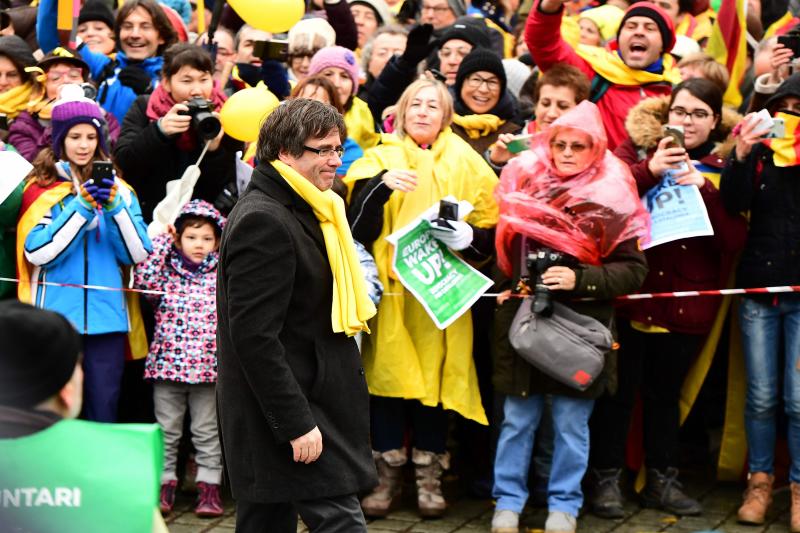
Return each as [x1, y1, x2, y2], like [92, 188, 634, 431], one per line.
[117, 65, 153, 95]
[235, 63, 261, 87]
[401, 24, 434, 66]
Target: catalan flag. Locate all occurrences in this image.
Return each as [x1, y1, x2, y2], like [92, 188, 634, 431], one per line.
[764, 11, 800, 39]
[706, 0, 748, 108]
[762, 112, 800, 167]
[56, 0, 80, 48]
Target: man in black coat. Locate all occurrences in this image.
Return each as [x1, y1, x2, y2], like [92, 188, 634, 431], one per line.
[216, 99, 377, 533]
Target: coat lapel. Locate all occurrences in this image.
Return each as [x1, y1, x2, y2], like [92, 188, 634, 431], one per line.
[251, 163, 327, 253]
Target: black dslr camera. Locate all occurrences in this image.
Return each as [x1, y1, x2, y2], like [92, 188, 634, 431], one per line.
[179, 97, 222, 141]
[526, 248, 575, 317]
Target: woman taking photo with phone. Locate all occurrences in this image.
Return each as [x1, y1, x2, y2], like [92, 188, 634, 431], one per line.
[17, 85, 151, 422]
[721, 73, 800, 531]
[584, 78, 748, 519]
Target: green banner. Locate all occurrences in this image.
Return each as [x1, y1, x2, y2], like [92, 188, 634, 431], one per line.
[388, 218, 493, 329]
[0, 420, 163, 533]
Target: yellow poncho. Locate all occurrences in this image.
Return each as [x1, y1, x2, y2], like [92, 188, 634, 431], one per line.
[344, 128, 498, 424]
[345, 96, 381, 151]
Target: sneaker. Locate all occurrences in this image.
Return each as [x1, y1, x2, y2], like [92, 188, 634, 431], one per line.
[641, 467, 702, 516]
[159, 480, 178, 515]
[588, 468, 625, 519]
[491, 509, 519, 533]
[544, 511, 576, 533]
[195, 482, 224, 518]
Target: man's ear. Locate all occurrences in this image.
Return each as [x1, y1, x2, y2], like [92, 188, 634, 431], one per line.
[57, 364, 83, 419]
[161, 76, 171, 94]
[277, 149, 293, 165]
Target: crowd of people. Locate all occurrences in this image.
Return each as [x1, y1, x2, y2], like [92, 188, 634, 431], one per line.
[0, 0, 800, 531]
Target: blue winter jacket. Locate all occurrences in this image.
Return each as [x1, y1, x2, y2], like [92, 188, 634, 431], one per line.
[24, 164, 152, 335]
[36, 0, 163, 123]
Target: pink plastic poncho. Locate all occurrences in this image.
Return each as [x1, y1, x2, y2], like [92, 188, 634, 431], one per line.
[495, 100, 651, 276]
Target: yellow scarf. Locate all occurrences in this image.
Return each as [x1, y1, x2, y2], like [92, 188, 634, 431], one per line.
[0, 82, 41, 119]
[763, 112, 800, 167]
[575, 45, 682, 86]
[452, 113, 505, 139]
[271, 160, 376, 336]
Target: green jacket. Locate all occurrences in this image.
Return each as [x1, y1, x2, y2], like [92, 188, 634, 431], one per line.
[0, 181, 23, 300]
[492, 237, 648, 400]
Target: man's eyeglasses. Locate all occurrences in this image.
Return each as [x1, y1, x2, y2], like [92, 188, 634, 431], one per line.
[550, 141, 589, 153]
[304, 145, 345, 158]
[669, 107, 712, 121]
[465, 74, 500, 91]
[421, 3, 451, 13]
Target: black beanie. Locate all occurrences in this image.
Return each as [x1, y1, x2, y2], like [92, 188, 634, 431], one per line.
[0, 301, 81, 408]
[617, 2, 676, 52]
[78, 0, 116, 31]
[437, 22, 492, 51]
[454, 48, 506, 97]
[0, 35, 35, 76]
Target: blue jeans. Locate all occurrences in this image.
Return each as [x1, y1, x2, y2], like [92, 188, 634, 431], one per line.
[740, 295, 800, 482]
[493, 394, 594, 516]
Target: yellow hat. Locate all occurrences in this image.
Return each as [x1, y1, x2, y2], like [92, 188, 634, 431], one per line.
[579, 4, 625, 43]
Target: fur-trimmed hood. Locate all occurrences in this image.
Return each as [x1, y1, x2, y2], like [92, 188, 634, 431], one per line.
[624, 95, 742, 160]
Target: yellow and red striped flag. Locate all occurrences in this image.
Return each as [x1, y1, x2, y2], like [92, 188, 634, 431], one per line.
[706, 0, 748, 108]
[764, 11, 800, 39]
[763, 113, 800, 167]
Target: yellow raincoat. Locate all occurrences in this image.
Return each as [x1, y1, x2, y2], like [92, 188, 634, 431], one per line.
[344, 128, 498, 425]
[345, 96, 381, 151]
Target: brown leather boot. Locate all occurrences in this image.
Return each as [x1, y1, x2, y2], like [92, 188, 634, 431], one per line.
[737, 472, 773, 525]
[791, 482, 800, 532]
[412, 448, 449, 518]
[360, 449, 406, 518]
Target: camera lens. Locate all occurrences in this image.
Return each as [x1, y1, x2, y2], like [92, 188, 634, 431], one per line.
[194, 113, 222, 140]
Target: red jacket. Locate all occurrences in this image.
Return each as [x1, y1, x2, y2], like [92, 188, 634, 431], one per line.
[525, 0, 675, 150]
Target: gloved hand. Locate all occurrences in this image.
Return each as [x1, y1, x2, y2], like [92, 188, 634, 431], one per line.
[430, 221, 473, 251]
[92, 177, 117, 206]
[401, 24, 434, 65]
[80, 180, 101, 208]
[117, 66, 152, 94]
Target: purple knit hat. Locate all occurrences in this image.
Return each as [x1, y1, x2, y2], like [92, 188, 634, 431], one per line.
[308, 46, 361, 97]
[51, 84, 108, 159]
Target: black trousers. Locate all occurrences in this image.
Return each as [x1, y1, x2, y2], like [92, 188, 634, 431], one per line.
[369, 395, 448, 453]
[235, 493, 366, 533]
[589, 320, 702, 471]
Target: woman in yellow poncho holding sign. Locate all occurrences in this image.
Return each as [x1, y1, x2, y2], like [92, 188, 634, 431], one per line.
[344, 78, 498, 519]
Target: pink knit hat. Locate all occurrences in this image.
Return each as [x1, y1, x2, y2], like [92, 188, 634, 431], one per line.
[308, 46, 360, 97]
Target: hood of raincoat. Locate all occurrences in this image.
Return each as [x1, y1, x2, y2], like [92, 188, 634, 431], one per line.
[174, 199, 226, 236]
[495, 101, 650, 275]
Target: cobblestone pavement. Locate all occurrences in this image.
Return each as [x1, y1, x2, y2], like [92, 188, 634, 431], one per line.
[164, 470, 799, 533]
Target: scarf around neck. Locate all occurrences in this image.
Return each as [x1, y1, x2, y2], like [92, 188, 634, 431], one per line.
[271, 160, 376, 336]
[0, 82, 42, 119]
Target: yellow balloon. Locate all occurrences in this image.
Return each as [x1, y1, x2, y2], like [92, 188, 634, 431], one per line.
[228, 0, 304, 33]
[220, 86, 280, 142]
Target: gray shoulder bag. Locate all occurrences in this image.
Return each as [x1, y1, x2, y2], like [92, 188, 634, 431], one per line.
[508, 300, 613, 391]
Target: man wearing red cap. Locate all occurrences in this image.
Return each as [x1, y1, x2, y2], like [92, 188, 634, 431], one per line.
[525, 0, 681, 150]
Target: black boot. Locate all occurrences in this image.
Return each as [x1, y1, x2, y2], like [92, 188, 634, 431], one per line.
[641, 467, 702, 516]
[588, 468, 625, 519]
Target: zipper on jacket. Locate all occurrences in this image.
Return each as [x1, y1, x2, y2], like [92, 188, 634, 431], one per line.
[83, 238, 88, 335]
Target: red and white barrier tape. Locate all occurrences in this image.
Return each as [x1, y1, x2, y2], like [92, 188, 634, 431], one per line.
[3, 277, 800, 302]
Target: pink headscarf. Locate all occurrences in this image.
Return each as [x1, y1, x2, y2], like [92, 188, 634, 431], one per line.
[495, 101, 650, 276]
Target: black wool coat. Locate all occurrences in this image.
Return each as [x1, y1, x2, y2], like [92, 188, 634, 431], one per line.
[216, 163, 377, 503]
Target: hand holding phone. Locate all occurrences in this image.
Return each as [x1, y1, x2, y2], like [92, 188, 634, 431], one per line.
[505, 133, 534, 154]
